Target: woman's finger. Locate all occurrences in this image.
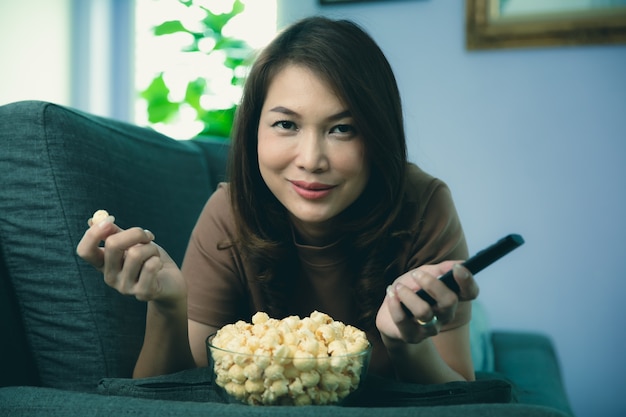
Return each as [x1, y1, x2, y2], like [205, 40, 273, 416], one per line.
[117, 241, 160, 293]
[76, 217, 120, 271]
[133, 255, 164, 301]
[393, 276, 435, 323]
[410, 269, 459, 324]
[385, 283, 439, 342]
[452, 264, 480, 301]
[102, 228, 155, 288]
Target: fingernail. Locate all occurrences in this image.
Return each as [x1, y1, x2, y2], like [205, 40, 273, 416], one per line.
[454, 263, 469, 279]
[386, 285, 395, 298]
[411, 270, 423, 280]
[144, 229, 155, 241]
[97, 215, 115, 228]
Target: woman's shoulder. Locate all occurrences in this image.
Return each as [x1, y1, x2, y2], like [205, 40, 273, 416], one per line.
[195, 182, 235, 233]
[404, 163, 451, 204]
[401, 164, 468, 263]
[208, 182, 230, 201]
[203, 182, 233, 210]
[401, 163, 461, 235]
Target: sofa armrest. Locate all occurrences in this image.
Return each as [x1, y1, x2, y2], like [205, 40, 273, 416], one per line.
[0, 100, 229, 391]
[491, 331, 573, 416]
[0, 250, 39, 387]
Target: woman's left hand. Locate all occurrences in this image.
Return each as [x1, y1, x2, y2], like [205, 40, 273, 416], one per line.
[375, 260, 480, 344]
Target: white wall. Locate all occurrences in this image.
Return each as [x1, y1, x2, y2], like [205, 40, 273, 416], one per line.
[0, 0, 71, 106]
[278, 2, 626, 417]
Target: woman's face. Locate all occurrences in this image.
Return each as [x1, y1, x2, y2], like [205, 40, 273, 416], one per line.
[257, 64, 370, 244]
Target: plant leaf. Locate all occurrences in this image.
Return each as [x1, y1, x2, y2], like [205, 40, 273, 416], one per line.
[184, 78, 207, 111]
[140, 0, 251, 140]
[140, 74, 179, 123]
[201, 0, 245, 33]
[199, 107, 236, 138]
[153, 20, 189, 36]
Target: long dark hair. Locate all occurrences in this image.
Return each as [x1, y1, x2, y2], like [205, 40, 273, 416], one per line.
[228, 16, 409, 328]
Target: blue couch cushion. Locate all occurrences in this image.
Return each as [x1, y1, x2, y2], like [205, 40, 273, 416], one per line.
[469, 300, 495, 372]
[1, 385, 574, 417]
[0, 101, 228, 392]
[492, 332, 574, 416]
[97, 367, 513, 407]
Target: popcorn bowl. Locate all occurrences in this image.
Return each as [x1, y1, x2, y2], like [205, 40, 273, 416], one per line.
[207, 335, 371, 406]
[205, 312, 372, 406]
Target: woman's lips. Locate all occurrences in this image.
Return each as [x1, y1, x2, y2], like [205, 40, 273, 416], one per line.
[290, 180, 336, 200]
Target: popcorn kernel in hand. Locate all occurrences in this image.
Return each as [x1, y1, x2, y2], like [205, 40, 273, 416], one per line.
[90, 209, 114, 226]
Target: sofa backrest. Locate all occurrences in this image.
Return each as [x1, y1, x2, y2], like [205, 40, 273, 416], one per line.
[0, 101, 229, 392]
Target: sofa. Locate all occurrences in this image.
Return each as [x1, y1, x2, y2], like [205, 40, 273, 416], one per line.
[0, 100, 574, 416]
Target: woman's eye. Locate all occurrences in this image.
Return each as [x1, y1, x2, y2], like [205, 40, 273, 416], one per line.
[330, 124, 356, 136]
[273, 120, 297, 130]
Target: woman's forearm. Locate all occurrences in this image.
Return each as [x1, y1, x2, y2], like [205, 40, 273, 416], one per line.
[383, 335, 469, 384]
[133, 300, 197, 378]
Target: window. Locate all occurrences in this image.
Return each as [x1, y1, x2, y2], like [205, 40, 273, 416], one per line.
[134, 0, 277, 139]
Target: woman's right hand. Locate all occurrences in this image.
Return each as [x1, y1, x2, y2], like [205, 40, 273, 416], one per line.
[76, 215, 187, 309]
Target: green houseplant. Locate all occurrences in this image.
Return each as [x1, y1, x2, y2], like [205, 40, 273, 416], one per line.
[139, 0, 252, 140]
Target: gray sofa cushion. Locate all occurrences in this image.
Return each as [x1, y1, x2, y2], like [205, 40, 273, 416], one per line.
[0, 385, 573, 417]
[469, 300, 494, 372]
[0, 101, 228, 391]
[492, 332, 574, 416]
[97, 366, 513, 407]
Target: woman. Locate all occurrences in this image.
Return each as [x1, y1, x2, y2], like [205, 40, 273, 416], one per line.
[77, 17, 479, 384]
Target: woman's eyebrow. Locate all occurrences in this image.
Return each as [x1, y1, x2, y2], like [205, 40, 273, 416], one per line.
[269, 106, 298, 116]
[269, 106, 351, 121]
[327, 110, 351, 121]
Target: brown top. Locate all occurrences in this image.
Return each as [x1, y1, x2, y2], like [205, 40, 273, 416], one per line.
[182, 164, 468, 376]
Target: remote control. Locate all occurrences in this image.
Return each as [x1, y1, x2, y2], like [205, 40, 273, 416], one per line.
[407, 234, 525, 309]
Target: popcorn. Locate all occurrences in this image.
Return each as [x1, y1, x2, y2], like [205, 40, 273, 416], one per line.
[227, 364, 246, 383]
[90, 209, 113, 226]
[299, 370, 321, 388]
[292, 351, 316, 372]
[208, 311, 370, 406]
[263, 363, 284, 381]
[245, 379, 264, 394]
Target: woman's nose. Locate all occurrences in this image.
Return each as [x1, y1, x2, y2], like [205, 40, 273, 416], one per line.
[296, 131, 329, 172]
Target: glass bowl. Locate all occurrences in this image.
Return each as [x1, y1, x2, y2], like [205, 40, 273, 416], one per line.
[206, 333, 371, 406]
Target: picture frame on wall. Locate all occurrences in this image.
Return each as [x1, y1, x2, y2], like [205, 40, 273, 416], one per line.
[466, 0, 626, 50]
